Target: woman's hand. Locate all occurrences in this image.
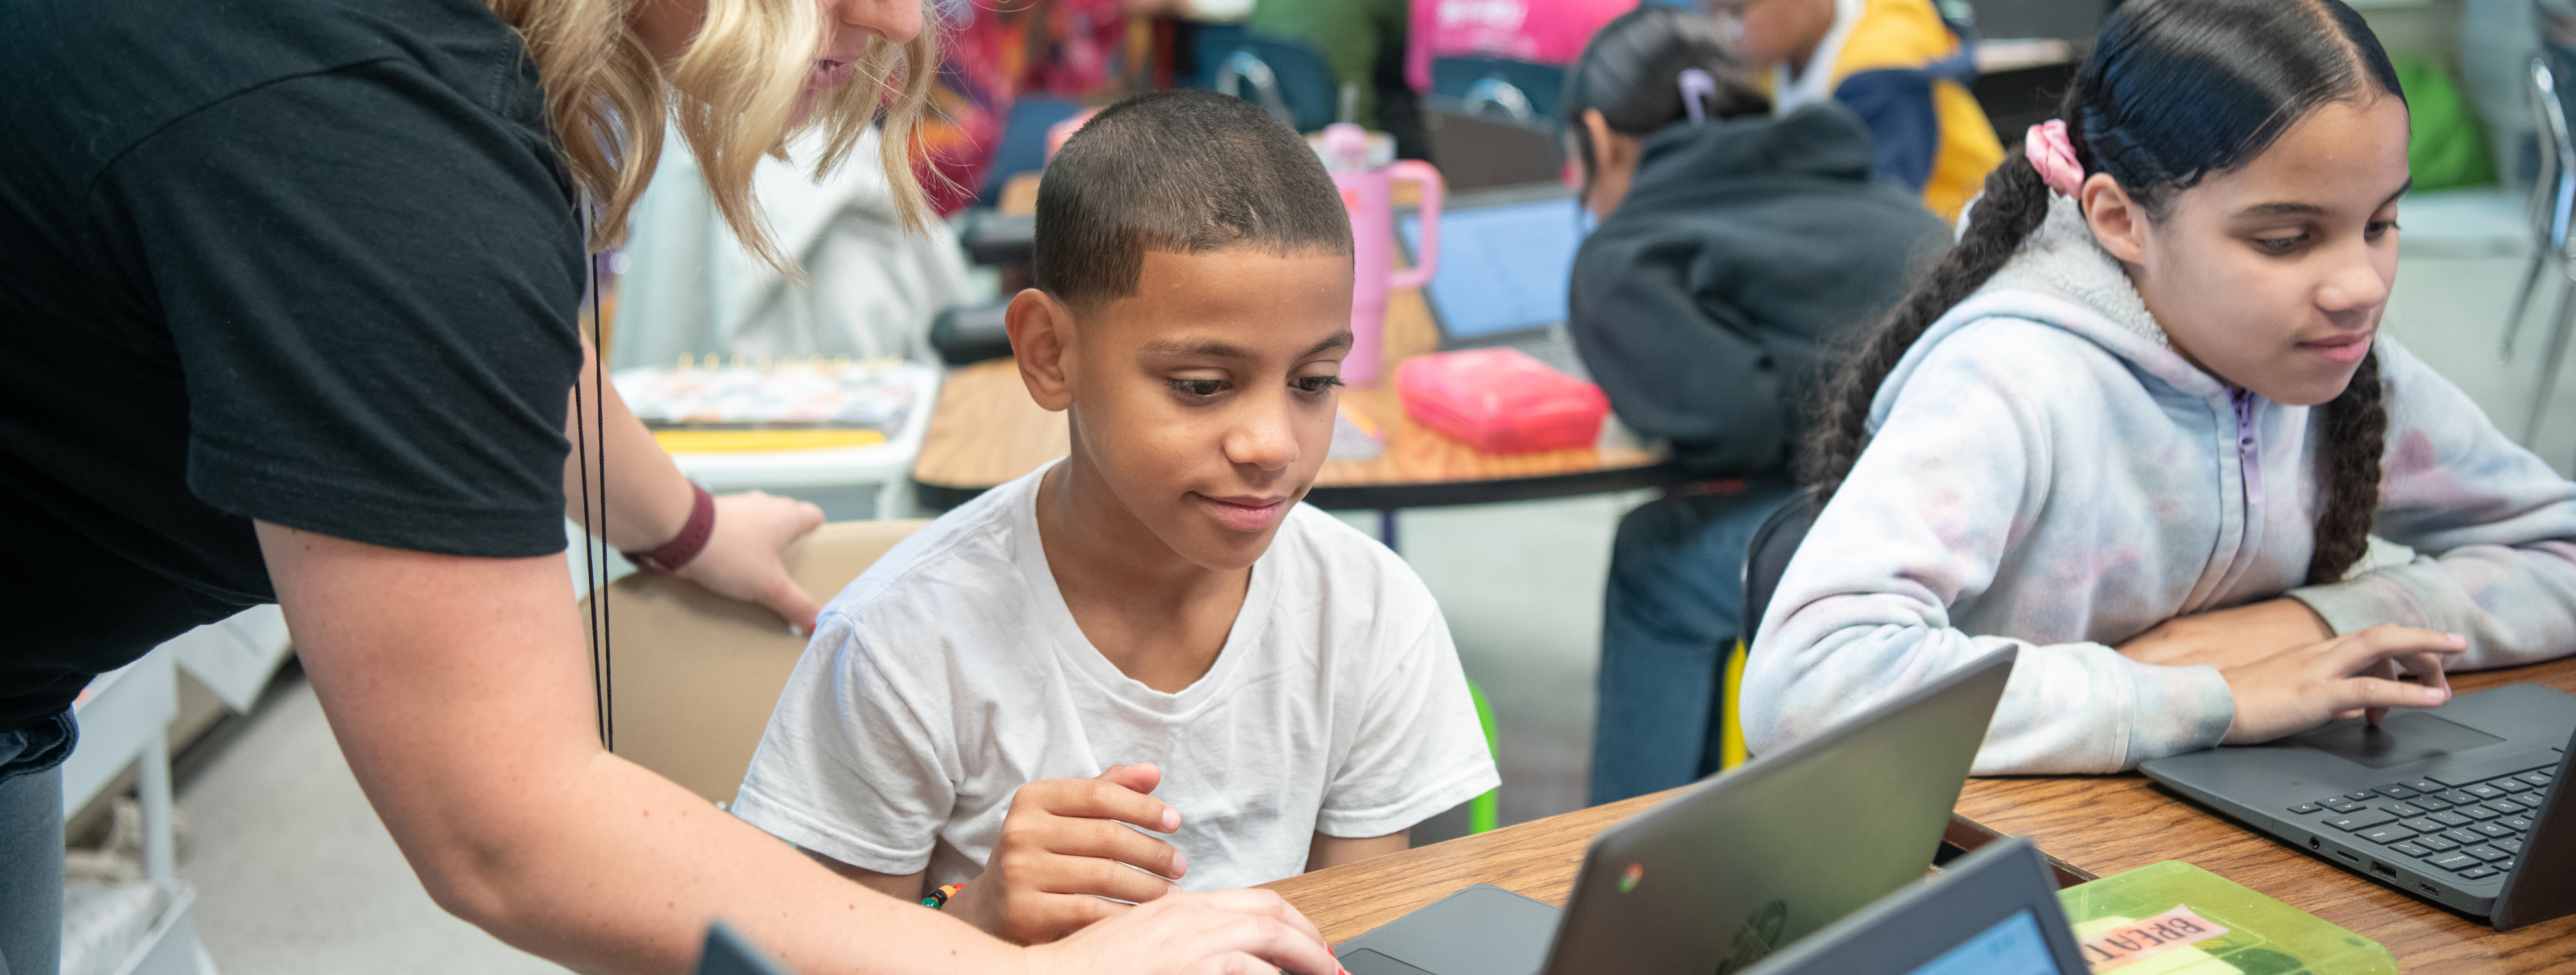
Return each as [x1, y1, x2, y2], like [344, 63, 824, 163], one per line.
[560, 330, 829, 632]
[2118, 598, 2336, 670]
[2220, 624, 2465, 744]
[669, 489, 827, 632]
[1028, 888, 1340, 975]
[950, 764, 1187, 945]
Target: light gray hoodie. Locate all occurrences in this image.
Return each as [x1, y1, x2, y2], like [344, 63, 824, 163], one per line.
[1745, 195, 2576, 774]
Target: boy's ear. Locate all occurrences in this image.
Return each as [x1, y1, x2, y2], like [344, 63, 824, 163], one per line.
[1005, 287, 1076, 413]
[2081, 173, 2151, 266]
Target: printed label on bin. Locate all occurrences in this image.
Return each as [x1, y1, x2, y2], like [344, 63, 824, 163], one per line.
[2073, 907, 2236, 974]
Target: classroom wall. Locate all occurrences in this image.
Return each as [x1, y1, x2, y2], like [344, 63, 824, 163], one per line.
[2356, 0, 2467, 67]
[1969, 0, 2111, 41]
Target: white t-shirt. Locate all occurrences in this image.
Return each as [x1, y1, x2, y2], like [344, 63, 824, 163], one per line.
[733, 462, 1500, 891]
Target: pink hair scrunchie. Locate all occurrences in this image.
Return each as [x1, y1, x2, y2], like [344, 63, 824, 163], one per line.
[2024, 119, 2085, 197]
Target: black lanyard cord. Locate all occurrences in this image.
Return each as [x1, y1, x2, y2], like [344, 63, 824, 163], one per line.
[593, 246, 612, 754]
[571, 206, 613, 753]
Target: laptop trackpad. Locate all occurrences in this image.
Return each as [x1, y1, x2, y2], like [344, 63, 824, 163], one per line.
[1335, 884, 1560, 975]
[1341, 950, 1438, 975]
[2288, 711, 2506, 769]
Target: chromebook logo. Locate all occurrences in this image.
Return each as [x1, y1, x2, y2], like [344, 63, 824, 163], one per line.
[1617, 863, 1643, 893]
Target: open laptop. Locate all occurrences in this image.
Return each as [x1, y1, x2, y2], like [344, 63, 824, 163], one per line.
[1395, 184, 1591, 381]
[2139, 682, 2576, 929]
[1335, 646, 2019, 975]
[1736, 837, 2087, 975]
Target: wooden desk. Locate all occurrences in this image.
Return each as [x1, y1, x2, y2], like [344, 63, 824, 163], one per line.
[909, 285, 1680, 511]
[1262, 789, 1675, 943]
[1958, 656, 2576, 974]
[1269, 658, 2576, 971]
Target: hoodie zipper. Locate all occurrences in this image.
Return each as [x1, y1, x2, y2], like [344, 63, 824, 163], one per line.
[2232, 388, 2264, 518]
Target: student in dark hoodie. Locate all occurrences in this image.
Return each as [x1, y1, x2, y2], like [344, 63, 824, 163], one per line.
[1566, 5, 1947, 804]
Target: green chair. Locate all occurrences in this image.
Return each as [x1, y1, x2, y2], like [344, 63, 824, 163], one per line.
[1468, 678, 1501, 834]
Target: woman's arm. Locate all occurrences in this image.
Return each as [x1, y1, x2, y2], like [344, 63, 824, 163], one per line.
[807, 852, 927, 902]
[259, 522, 1335, 975]
[560, 332, 829, 630]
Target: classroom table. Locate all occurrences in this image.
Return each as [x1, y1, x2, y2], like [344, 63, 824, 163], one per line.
[1264, 655, 2576, 973]
[907, 282, 1684, 521]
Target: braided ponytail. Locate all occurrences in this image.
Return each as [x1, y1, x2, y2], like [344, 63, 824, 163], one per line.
[1800, 150, 2053, 498]
[2308, 348, 2388, 583]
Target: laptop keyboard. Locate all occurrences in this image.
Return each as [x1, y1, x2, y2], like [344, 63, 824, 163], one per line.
[2291, 765, 2555, 883]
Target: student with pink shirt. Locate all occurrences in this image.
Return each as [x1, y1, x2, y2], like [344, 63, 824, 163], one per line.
[1407, 0, 1641, 94]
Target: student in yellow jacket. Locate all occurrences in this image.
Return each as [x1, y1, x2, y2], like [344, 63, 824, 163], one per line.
[1717, 0, 2005, 221]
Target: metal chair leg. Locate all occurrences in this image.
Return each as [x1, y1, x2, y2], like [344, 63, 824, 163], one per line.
[2504, 251, 2554, 360]
[2526, 277, 2576, 446]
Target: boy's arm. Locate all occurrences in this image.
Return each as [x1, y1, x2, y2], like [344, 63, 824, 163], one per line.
[1307, 830, 1408, 872]
[806, 849, 928, 902]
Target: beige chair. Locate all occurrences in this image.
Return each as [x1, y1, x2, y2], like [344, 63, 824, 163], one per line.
[580, 520, 928, 802]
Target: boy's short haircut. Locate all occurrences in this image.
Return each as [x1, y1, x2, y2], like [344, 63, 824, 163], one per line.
[1034, 89, 1355, 310]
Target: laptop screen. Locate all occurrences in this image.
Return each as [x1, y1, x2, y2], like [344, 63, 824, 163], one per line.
[1397, 196, 1583, 341]
[1901, 909, 2061, 975]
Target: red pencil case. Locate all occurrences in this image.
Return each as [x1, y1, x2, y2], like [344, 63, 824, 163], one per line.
[1395, 347, 1610, 454]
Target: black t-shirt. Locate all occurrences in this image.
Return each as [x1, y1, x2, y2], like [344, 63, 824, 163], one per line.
[0, 0, 587, 732]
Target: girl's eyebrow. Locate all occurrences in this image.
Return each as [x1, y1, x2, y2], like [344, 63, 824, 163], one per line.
[2238, 201, 2327, 218]
[2235, 179, 2413, 220]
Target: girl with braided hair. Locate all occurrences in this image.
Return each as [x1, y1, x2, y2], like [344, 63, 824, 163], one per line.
[1744, 0, 2576, 775]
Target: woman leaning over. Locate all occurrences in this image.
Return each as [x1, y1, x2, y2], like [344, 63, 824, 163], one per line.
[0, 0, 1335, 972]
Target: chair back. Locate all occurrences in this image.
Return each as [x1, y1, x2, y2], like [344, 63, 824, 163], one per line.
[2531, 58, 2576, 261]
[1709, 486, 1822, 772]
[1739, 485, 1823, 651]
[1203, 35, 1340, 133]
[1419, 57, 1568, 191]
[583, 520, 928, 801]
[1429, 56, 1568, 122]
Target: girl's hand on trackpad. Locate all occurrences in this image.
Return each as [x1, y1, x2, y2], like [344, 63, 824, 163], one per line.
[2220, 624, 2463, 744]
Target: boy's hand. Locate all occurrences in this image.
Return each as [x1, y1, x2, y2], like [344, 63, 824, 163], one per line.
[950, 764, 1189, 944]
[2221, 624, 2463, 744]
[2118, 598, 2336, 670]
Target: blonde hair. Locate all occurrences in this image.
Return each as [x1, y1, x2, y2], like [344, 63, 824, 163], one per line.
[484, 0, 939, 273]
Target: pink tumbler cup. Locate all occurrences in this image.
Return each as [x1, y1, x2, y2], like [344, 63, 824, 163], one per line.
[1322, 123, 1442, 386]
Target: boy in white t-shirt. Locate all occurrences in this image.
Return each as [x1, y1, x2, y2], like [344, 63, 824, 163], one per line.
[732, 90, 1499, 946]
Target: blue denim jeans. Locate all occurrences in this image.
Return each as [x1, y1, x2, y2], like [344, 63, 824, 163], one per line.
[1590, 482, 1801, 806]
[1, 710, 74, 975]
